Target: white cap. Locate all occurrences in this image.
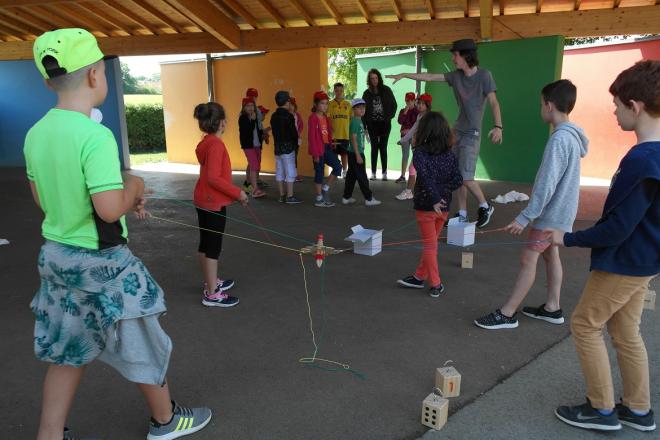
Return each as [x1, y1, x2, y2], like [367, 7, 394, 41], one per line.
[351, 98, 366, 107]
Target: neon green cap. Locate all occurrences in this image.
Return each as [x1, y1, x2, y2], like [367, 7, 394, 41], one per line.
[33, 28, 105, 79]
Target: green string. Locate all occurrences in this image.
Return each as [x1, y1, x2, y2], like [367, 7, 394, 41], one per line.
[148, 196, 314, 245]
[386, 218, 418, 236]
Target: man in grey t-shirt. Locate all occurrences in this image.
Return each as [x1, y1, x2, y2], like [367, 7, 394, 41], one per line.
[387, 39, 503, 228]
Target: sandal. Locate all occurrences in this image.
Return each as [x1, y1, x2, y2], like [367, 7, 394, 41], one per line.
[251, 189, 266, 198]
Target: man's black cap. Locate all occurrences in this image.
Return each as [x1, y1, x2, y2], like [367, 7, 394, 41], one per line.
[449, 39, 477, 52]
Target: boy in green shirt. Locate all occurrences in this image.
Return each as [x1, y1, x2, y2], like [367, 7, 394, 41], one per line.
[342, 99, 381, 206]
[25, 28, 210, 440]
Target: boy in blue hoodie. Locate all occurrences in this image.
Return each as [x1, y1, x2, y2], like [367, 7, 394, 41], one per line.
[475, 80, 588, 330]
[550, 61, 659, 432]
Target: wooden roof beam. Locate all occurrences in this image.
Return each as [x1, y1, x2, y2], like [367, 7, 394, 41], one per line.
[129, 0, 183, 33]
[536, 0, 543, 13]
[321, 0, 344, 24]
[166, 0, 240, 48]
[0, 6, 51, 34]
[480, 0, 493, 40]
[356, 0, 373, 23]
[221, 0, 262, 29]
[77, 2, 131, 36]
[613, 0, 622, 7]
[499, 0, 505, 15]
[575, 0, 582, 10]
[425, 0, 435, 19]
[24, 5, 75, 29]
[100, 0, 159, 35]
[464, 0, 470, 17]
[0, 10, 40, 37]
[255, 0, 287, 27]
[288, 0, 315, 26]
[391, 0, 403, 21]
[40, 3, 109, 37]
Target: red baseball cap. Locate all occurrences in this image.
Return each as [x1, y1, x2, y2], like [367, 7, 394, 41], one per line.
[258, 105, 269, 116]
[246, 88, 258, 98]
[417, 93, 432, 105]
[405, 92, 416, 101]
[242, 97, 255, 106]
[313, 91, 329, 101]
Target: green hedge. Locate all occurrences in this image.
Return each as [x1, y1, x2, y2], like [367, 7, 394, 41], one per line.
[125, 103, 166, 153]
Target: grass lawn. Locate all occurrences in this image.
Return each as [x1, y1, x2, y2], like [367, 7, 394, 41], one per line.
[130, 152, 167, 165]
[124, 94, 163, 106]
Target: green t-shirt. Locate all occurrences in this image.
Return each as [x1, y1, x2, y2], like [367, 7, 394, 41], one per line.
[348, 116, 365, 154]
[24, 108, 127, 250]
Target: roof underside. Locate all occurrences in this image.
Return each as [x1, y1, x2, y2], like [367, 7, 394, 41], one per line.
[0, 0, 658, 59]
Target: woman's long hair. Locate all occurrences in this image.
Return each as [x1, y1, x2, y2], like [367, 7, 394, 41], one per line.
[414, 111, 454, 155]
[367, 68, 384, 92]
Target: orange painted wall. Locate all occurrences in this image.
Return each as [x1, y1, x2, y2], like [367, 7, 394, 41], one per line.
[562, 40, 660, 180]
[162, 48, 328, 176]
[161, 61, 208, 164]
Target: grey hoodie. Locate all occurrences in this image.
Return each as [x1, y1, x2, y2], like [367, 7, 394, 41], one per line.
[515, 122, 589, 232]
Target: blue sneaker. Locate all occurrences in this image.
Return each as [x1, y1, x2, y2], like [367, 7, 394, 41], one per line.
[147, 401, 212, 439]
[203, 278, 234, 293]
[555, 399, 621, 431]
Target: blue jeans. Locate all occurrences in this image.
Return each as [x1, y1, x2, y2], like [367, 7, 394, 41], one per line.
[313, 144, 342, 184]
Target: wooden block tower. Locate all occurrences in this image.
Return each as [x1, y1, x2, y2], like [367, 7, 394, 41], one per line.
[421, 391, 449, 430]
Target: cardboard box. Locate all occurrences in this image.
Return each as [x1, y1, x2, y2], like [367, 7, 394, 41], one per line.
[435, 366, 461, 397]
[644, 290, 656, 311]
[345, 224, 383, 256]
[421, 392, 449, 430]
[447, 217, 475, 247]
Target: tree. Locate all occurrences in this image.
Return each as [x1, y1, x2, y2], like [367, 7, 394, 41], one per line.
[328, 46, 413, 98]
[121, 62, 157, 94]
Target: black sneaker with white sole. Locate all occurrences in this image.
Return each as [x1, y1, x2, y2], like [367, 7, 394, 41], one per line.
[474, 309, 518, 329]
[476, 203, 494, 228]
[429, 284, 445, 298]
[555, 399, 621, 431]
[397, 275, 424, 289]
[522, 303, 565, 324]
[616, 403, 656, 431]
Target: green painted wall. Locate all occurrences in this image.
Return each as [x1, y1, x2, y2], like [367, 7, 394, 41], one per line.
[356, 50, 416, 176]
[357, 36, 564, 183]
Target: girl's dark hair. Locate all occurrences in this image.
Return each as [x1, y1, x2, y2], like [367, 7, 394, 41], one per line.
[311, 96, 327, 114]
[194, 102, 225, 134]
[367, 68, 384, 91]
[414, 111, 454, 155]
[459, 49, 479, 68]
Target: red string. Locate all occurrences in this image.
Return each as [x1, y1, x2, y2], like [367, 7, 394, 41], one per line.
[381, 226, 507, 247]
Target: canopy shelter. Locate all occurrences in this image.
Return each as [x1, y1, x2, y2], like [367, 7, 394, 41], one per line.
[0, 0, 658, 59]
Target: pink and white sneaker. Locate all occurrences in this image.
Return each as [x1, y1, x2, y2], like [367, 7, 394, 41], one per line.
[202, 288, 239, 308]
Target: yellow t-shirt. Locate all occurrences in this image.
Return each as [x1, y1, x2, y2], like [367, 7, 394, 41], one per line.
[327, 98, 352, 140]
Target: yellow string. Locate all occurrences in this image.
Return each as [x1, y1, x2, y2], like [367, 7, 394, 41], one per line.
[148, 214, 301, 253]
[297, 253, 351, 370]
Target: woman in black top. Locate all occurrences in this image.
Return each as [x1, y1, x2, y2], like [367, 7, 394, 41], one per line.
[362, 68, 397, 181]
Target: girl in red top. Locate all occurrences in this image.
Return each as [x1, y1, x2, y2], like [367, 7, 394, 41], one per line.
[308, 91, 342, 207]
[396, 92, 419, 182]
[193, 102, 248, 308]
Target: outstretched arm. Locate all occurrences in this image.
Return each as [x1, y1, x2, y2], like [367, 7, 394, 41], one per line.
[385, 72, 446, 84]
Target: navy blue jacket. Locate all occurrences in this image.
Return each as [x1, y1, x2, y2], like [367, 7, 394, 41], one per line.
[564, 141, 660, 276]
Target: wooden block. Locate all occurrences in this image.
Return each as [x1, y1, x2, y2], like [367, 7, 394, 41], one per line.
[644, 290, 656, 311]
[461, 252, 473, 269]
[435, 366, 461, 397]
[421, 392, 448, 430]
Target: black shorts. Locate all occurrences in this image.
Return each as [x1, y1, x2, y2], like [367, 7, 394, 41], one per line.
[334, 139, 349, 155]
[196, 207, 227, 260]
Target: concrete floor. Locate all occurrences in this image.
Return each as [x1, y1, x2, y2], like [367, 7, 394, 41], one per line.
[1, 166, 633, 440]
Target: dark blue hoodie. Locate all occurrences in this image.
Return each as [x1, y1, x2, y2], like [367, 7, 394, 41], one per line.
[564, 141, 660, 276]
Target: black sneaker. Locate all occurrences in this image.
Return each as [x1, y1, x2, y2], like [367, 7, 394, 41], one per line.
[555, 399, 621, 431]
[476, 203, 494, 228]
[429, 284, 445, 298]
[474, 309, 518, 329]
[397, 275, 424, 289]
[278, 195, 286, 203]
[285, 196, 302, 204]
[616, 402, 656, 431]
[522, 303, 565, 324]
